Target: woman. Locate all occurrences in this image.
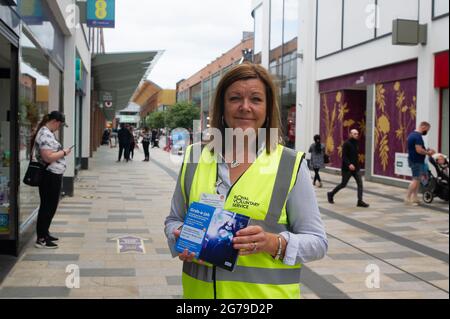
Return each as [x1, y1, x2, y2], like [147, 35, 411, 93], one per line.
[308, 134, 326, 188]
[129, 126, 136, 160]
[32, 111, 71, 249]
[164, 63, 327, 299]
[141, 127, 151, 162]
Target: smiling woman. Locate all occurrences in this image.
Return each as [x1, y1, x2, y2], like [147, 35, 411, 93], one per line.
[165, 63, 328, 299]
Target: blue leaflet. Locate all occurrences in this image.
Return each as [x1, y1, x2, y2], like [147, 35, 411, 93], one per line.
[175, 202, 250, 272]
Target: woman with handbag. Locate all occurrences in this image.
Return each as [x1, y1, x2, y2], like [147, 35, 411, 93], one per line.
[308, 134, 326, 188]
[31, 111, 71, 249]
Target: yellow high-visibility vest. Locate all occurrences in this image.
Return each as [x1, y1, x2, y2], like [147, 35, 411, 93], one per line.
[179, 143, 305, 299]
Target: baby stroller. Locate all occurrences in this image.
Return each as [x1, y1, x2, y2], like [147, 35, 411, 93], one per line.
[422, 154, 449, 204]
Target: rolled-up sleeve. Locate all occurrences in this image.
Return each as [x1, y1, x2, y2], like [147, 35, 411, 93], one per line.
[281, 160, 328, 265]
[164, 166, 186, 257]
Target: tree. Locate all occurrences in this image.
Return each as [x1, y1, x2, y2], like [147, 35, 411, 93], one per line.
[165, 102, 200, 130]
[146, 111, 166, 129]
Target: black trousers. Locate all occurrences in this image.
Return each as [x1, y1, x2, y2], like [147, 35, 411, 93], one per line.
[130, 143, 135, 159]
[142, 142, 150, 159]
[330, 170, 363, 201]
[313, 168, 322, 184]
[118, 144, 130, 161]
[37, 170, 62, 239]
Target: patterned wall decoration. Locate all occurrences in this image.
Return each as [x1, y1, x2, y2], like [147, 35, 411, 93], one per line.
[374, 78, 417, 179]
[320, 90, 367, 170]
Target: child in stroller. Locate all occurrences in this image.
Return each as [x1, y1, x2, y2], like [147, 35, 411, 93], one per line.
[422, 153, 449, 203]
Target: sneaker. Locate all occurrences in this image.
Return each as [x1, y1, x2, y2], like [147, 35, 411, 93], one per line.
[46, 234, 59, 242]
[318, 182, 323, 188]
[411, 197, 421, 204]
[404, 198, 419, 206]
[327, 192, 335, 204]
[357, 200, 370, 208]
[35, 239, 58, 249]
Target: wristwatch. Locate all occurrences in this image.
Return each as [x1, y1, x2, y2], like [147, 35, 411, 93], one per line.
[63, 150, 67, 156]
[274, 235, 283, 260]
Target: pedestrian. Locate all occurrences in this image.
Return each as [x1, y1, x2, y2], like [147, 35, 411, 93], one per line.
[141, 127, 151, 162]
[327, 129, 369, 208]
[129, 126, 136, 160]
[31, 111, 71, 249]
[308, 134, 326, 188]
[151, 128, 160, 148]
[117, 123, 132, 162]
[164, 63, 327, 299]
[405, 122, 436, 205]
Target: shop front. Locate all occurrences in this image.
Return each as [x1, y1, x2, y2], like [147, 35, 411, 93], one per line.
[435, 51, 449, 156]
[319, 60, 418, 184]
[0, 1, 20, 255]
[1, 0, 65, 255]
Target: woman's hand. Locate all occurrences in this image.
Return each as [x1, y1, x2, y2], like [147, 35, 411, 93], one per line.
[232, 226, 278, 256]
[173, 227, 203, 264]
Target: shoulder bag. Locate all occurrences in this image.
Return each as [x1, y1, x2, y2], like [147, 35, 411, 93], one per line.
[23, 145, 49, 187]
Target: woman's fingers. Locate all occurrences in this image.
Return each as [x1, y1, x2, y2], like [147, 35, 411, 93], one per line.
[178, 249, 196, 262]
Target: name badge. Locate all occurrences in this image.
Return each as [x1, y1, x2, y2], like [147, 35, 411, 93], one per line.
[200, 193, 226, 209]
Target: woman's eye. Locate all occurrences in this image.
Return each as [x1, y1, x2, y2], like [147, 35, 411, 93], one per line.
[230, 96, 240, 101]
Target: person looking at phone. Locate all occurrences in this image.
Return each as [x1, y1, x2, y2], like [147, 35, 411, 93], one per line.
[30, 111, 71, 249]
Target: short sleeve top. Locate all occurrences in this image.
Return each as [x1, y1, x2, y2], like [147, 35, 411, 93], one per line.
[35, 126, 66, 175]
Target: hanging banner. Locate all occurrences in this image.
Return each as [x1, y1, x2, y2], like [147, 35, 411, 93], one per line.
[87, 0, 115, 28]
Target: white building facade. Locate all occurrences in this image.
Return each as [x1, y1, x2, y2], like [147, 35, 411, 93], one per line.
[251, 0, 449, 187]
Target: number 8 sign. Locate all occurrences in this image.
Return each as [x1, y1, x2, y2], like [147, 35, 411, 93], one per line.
[87, 0, 116, 28]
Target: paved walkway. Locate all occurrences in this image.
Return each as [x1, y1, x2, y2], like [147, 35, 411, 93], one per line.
[0, 144, 448, 299]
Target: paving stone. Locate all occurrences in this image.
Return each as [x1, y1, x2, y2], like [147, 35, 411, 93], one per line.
[166, 276, 182, 286]
[23, 254, 80, 262]
[0, 287, 71, 298]
[80, 268, 136, 277]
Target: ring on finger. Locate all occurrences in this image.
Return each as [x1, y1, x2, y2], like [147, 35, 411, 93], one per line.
[252, 242, 257, 252]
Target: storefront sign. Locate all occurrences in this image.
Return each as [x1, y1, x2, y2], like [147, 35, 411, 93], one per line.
[119, 115, 140, 124]
[435, 51, 449, 88]
[17, 0, 43, 25]
[101, 91, 113, 108]
[395, 153, 412, 177]
[87, 0, 115, 28]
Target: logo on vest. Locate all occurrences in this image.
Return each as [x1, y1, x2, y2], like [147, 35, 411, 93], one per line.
[232, 195, 260, 210]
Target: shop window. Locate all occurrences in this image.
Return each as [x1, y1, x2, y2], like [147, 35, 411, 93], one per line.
[0, 34, 12, 237]
[18, 31, 50, 225]
[441, 89, 449, 156]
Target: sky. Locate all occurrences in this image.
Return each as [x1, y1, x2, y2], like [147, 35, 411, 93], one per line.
[103, 0, 254, 89]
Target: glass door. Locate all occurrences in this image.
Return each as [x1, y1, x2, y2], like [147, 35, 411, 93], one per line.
[0, 34, 12, 238]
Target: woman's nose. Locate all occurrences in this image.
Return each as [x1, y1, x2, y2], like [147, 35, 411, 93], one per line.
[240, 98, 252, 112]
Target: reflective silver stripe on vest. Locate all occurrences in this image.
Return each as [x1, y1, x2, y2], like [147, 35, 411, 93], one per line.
[265, 147, 300, 225]
[183, 262, 213, 283]
[183, 145, 201, 208]
[250, 220, 288, 234]
[216, 266, 301, 285]
[184, 262, 301, 285]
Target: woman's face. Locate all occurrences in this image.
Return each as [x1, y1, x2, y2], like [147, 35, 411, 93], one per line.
[223, 79, 267, 132]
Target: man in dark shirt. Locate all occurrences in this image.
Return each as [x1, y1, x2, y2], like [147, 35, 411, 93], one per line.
[117, 123, 132, 162]
[327, 129, 369, 208]
[406, 122, 436, 205]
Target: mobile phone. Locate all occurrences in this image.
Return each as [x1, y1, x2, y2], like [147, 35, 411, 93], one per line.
[69, 145, 76, 149]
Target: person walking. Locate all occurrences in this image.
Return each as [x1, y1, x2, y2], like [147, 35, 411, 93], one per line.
[151, 128, 159, 148]
[31, 111, 71, 249]
[327, 129, 369, 208]
[406, 122, 436, 205]
[117, 123, 132, 162]
[129, 126, 136, 160]
[309, 134, 326, 188]
[141, 127, 151, 162]
[164, 63, 327, 299]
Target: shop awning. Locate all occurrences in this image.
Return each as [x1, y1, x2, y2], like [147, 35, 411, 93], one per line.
[92, 50, 163, 121]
